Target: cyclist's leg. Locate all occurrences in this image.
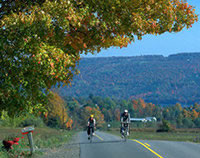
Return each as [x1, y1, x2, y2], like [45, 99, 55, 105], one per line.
[87, 126, 90, 135]
[87, 127, 90, 139]
[120, 123, 124, 133]
[92, 126, 94, 135]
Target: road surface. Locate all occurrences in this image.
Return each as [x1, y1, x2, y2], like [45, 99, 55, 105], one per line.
[79, 131, 200, 158]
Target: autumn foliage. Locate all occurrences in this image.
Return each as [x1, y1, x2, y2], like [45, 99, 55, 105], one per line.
[84, 106, 105, 127]
[0, 0, 198, 115]
[46, 92, 73, 129]
[64, 95, 200, 128]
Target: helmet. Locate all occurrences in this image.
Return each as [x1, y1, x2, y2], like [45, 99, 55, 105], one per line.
[124, 109, 128, 113]
[90, 114, 94, 118]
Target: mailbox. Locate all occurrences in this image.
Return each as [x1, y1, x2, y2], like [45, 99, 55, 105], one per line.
[21, 126, 35, 135]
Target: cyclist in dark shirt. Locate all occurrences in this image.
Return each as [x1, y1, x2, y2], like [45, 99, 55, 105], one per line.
[87, 114, 96, 139]
[120, 109, 130, 137]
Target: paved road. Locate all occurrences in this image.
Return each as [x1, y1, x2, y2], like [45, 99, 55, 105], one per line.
[79, 131, 200, 158]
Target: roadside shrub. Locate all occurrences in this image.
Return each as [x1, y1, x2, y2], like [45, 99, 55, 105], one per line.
[182, 118, 195, 128]
[194, 118, 200, 128]
[157, 119, 172, 132]
[0, 111, 24, 127]
[19, 115, 45, 127]
[0, 111, 45, 127]
[47, 116, 61, 128]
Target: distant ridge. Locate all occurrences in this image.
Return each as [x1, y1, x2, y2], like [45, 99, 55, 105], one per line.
[57, 53, 200, 105]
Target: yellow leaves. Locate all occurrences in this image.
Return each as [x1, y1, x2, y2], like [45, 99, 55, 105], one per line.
[150, 0, 155, 4]
[47, 92, 69, 124]
[146, 5, 151, 11]
[85, 106, 105, 126]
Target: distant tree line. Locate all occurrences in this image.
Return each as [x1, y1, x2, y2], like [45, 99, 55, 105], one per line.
[63, 94, 200, 129]
[2, 92, 199, 129]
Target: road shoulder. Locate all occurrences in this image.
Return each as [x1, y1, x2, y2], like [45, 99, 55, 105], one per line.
[40, 133, 80, 158]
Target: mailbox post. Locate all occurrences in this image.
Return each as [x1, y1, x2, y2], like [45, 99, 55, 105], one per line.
[21, 126, 35, 155]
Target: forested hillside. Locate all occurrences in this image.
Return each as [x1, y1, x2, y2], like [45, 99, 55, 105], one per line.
[57, 53, 200, 105]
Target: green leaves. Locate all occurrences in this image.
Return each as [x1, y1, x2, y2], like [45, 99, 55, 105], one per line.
[0, 0, 198, 116]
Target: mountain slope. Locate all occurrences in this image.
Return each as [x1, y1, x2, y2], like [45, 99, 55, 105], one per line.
[58, 53, 200, 105]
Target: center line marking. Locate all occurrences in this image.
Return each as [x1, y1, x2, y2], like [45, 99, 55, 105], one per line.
[145, 143, 151, 147]
[132, 139, 164, 158]
[95, 134, 104, 141]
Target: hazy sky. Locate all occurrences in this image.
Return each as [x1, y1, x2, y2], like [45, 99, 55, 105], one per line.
[85, 0, 200, 57]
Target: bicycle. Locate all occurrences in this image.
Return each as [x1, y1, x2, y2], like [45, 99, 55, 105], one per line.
[121, 122, 130, 142]
[89, 126, 93, 143]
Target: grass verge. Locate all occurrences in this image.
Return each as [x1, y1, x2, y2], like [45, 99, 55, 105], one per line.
[0, 127, 75, 158]
[106, 128, 200, 143]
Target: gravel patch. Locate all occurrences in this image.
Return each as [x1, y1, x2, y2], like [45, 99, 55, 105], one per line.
[40, 133, 80, 158]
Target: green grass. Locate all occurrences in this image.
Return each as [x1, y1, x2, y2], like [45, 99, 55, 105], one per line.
[106, 128, 200, 143]
[0, 127, 75, 158]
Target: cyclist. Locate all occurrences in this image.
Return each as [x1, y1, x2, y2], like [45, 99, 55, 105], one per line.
[87, 114, 96, 139]
[120, 109, 130, 137]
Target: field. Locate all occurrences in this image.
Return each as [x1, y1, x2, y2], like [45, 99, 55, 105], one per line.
[0, 127, 74, 158]
[107, 128, 200, 143]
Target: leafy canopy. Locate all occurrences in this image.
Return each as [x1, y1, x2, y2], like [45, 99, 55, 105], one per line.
[0, 0, 198, 116]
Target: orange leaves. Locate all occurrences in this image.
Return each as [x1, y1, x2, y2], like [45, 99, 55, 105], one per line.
[192, 109, 198, 120]
[151, 22, 157, 29]
[50, 63, 54, 68]
[85, 106, 92, 111]
[67, 16, 72, 21]
[187, 9, 191, 15]
[83, 43, 87, 48]
[184, 3, 188, 10]
[44, 112, 48, 118]
[66, 118, 73, 129]
[139, 98, 146, 109]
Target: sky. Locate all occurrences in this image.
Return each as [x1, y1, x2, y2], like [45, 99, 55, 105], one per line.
[84, 0, 200, 57]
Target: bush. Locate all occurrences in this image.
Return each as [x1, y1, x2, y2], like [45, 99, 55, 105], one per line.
[0, 111, 45, 127]
[47, 116, 61, 128]
[157, 119, 172, 132]
[0, 111, 24, 127]
[182, 118, 195, 128]
[19, 115, 45, 127]
[194, 118, 200, 128]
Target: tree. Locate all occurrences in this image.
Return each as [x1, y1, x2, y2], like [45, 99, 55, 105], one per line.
[158, 119, 172, 132]
[84, 106, 105, 127]
[191, 109, 199, 120]
[46, 91, 70, 128]
[114, 108, 121, 121]
[182, 118, 195, 128]
[0, 0, 198, 115]
[194, 118, 200, 128]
